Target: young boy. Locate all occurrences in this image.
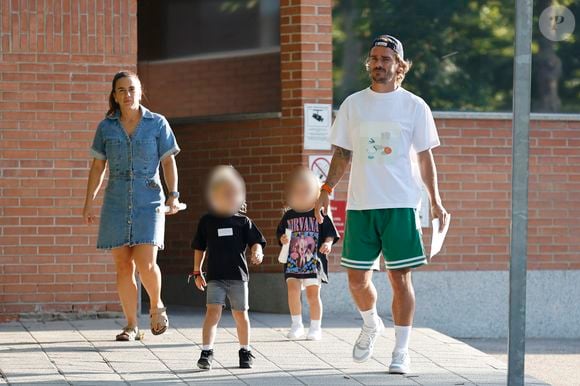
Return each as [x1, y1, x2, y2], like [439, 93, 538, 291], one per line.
[191, 166, 266, 370]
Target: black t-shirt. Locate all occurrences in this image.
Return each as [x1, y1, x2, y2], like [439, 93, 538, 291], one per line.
[276, 209, 340, 282]
[191, 213, 267, 282]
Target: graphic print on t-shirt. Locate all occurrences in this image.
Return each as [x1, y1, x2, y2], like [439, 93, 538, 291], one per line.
[359, 122, 402, 163]
[285, 216, 320, 277]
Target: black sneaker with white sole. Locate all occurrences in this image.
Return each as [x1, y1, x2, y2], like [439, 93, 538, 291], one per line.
[197, 349, 214, 370]
[238, 348, 255, 368]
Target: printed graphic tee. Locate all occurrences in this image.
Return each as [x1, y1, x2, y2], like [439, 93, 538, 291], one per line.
[329, 87, 440, 210]
[191, 213, 267, 282]
[276, 209, 340, 282]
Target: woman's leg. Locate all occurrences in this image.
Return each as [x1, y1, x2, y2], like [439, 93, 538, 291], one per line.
[132, 244, 164, 310]
[305, 284, 322, 321]
[112, 246, 138, 328]
[203, 304, 223, 348]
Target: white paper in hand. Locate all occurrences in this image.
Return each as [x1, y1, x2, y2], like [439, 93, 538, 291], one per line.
[278, 229, 292, 264]
[430, 214, 451, 260]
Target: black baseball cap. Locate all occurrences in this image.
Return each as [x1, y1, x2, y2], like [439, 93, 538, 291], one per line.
[371, 35, 404, 59]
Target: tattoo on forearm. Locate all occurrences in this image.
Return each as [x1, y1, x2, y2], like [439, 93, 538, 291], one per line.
[325, 146, 352, 187]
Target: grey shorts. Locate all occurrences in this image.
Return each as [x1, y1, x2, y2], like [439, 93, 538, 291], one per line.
[206, 280, 249, 311]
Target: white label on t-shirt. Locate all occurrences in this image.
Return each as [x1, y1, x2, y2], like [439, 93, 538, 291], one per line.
[217, 228, 233, 237]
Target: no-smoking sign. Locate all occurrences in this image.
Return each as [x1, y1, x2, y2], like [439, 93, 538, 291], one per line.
[308, 155, 333, 198]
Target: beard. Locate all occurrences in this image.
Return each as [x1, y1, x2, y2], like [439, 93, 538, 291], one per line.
[370, 67, 395, 83]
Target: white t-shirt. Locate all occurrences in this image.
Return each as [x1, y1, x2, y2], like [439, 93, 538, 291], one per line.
[329, 87, 440, 210]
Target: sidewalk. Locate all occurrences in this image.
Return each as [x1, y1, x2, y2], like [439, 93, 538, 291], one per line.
[0, 310, 548, 386]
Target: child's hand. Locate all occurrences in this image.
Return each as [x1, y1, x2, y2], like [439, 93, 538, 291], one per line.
[319, 241, 332, 255]
[194, 275, 207, 291]
[250, 244, 264, 265]
[280, 234, 290, 245]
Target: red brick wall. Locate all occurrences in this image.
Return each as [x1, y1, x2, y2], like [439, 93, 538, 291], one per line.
[138, 52, 281, 119]
[0, 0, 137, 321]
[426, 117, 580, 271]
[323, 117, 580, 272]
[162, 115, 580, 275]
[160, 0, 334, 274]
[160, 117, 302, 274]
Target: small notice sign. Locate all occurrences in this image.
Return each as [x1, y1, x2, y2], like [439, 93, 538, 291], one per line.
[329, 200, 346, 236]
[309, 155, 333, 198]
[304, 103, 332, 150]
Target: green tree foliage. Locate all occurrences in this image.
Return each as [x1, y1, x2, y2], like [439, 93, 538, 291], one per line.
[333, 0, 579, 113]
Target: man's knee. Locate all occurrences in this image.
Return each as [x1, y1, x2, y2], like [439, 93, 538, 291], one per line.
[388, 269, 413, 292]
[348, 269, 371, 292]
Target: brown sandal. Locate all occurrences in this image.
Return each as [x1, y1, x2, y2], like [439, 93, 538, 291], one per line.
[150, 307, 169, 335]
[115, 326, 144, 341]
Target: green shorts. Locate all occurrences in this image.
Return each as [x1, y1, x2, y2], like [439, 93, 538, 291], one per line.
[341, 208, 426, 271]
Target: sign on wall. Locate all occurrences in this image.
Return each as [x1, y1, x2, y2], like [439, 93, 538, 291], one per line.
[304, 103, 332, 150]
[308, 155, 333, 199]
[329, 200, 346, 236]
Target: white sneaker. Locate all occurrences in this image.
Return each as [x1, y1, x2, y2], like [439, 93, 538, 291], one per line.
[352, 318, 384, 363]
[389, 351, 411, 374]
[287, 324, 305, 339]
[306, 327, 322, 341]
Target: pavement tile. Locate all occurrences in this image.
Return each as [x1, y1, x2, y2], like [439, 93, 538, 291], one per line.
[0, 311, 550, 386]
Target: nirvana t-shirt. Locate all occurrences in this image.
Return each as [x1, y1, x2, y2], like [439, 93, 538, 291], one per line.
[191, 213, 267, 282]
[329, 87, 440, 210]
[276, 209, 339, 283]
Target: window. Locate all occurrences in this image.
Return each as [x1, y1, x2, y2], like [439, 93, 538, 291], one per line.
[137, 0, 281, 118]
[138, 0, 280, 61]
[332, 0, 580, 113]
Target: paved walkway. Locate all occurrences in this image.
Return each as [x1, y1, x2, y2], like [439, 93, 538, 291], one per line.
[0, 310, 548, 385]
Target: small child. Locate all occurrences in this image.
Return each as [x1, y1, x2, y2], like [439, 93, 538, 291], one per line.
[191, 166, 266, 370]
[276, 167, 339, 341]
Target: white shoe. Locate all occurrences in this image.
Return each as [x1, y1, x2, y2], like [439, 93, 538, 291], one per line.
[287, 324, 305, 339]
[389, 351, 411, 374]
[352, 318, 384, 363]
[306, 327, 322, 341]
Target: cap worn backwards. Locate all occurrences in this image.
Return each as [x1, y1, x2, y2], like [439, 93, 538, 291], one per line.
[371, 35, 404, 59]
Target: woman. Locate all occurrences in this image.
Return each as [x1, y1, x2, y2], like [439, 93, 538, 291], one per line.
[82, 71, 181, 341]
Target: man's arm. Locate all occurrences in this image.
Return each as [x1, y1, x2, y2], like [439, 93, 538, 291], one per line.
[325, 146, 352, 188]
[417, 149, 448, 231]
[314, 145, 352, 223]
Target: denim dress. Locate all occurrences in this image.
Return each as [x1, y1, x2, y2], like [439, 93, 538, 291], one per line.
[90, 106, 180, 250]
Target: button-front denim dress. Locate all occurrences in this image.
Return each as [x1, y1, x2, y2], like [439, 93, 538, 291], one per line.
[90, 106, 180, 250]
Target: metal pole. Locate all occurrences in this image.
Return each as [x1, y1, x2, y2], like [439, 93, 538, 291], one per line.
[508, 1, 533, 385]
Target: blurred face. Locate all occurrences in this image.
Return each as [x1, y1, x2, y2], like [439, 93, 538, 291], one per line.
[367, 46, 398, 84]
[114, 76, 141, 111]
[287, 173, 319, 211]
[209, 179, 244, 216]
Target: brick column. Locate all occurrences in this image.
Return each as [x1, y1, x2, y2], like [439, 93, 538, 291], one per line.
[280, 0, 333, 119]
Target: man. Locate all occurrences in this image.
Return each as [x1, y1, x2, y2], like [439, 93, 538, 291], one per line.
[315, 35, 448, 374]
